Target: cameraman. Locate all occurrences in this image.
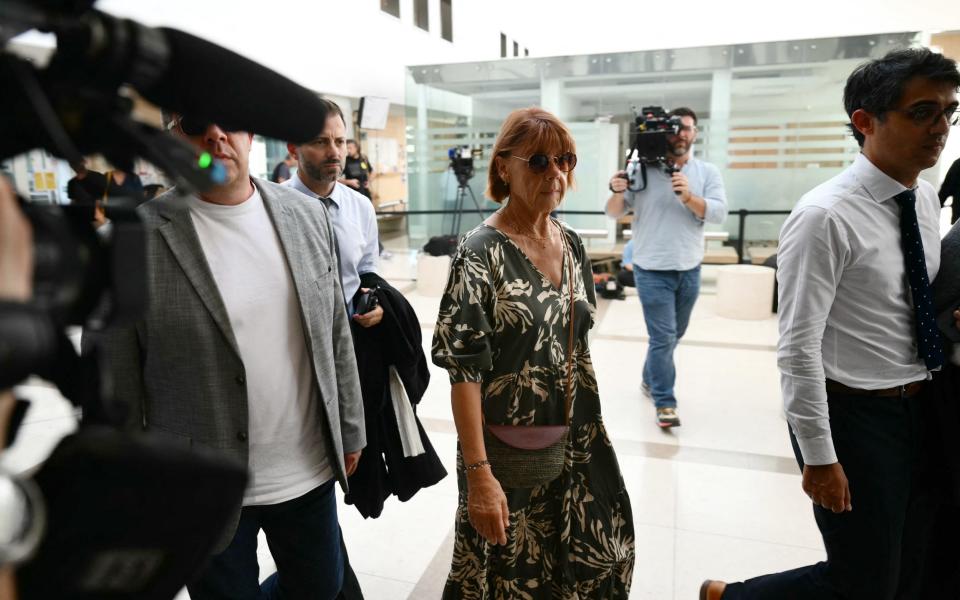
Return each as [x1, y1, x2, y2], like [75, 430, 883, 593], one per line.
[605, 107, 727, 428]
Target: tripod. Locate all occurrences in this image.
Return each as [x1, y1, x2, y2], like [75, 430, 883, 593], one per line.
[450, 175, 484, 236]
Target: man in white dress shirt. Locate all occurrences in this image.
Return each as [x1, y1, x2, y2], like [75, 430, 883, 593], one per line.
[702, 48, 960, 600]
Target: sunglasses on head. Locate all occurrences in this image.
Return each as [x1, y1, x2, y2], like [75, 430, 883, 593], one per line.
[511, 152, 577, 174]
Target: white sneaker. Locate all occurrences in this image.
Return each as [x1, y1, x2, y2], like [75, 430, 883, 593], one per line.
[656, 407, 681, 428]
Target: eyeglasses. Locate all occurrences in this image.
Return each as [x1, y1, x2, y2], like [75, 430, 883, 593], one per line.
[893, 104, 959, 127]
[511, 152, 577, 174]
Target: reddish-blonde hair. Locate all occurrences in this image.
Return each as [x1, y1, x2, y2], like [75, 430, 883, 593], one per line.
[486, 107, 577, 203]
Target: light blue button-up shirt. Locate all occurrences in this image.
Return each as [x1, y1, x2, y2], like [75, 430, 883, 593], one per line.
[283, 175, 379, 308]
[620, 157, 728, 271]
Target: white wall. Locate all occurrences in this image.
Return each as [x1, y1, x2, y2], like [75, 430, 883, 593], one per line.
[94, 0, 507, 104]
[21, 1, 960, 106]
[490, 0, 960, 57]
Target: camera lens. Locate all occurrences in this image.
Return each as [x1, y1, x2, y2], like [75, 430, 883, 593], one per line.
[0, 468, 45, 566]
[21, 205, 105, 325]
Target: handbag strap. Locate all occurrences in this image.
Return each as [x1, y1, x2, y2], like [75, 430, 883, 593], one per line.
[559, 221, 575, 428]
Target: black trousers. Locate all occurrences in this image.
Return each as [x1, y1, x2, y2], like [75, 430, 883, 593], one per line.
[337, 531, 365, 599]
[722, 390, 938, 600]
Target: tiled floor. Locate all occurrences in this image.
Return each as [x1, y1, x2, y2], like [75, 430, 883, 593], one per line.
[3, 248, 828, 600]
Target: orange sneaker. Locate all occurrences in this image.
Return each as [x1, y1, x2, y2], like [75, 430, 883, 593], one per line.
[699, 580, 727, 600]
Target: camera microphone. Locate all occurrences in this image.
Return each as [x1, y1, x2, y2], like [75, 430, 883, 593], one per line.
[141, 28, 329, 143]
[48, 12, 330, 144]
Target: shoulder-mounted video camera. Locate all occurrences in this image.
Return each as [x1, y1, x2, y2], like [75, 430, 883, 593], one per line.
[448, 146, 481, 187]
[0, 1, 335, 597]
[621, 106, 683, 192]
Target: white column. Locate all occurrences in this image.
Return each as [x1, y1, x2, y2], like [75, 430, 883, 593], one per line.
[540, 77, 573, 120]
[412, 82, 430, 240]
[708, 69, 732, 169]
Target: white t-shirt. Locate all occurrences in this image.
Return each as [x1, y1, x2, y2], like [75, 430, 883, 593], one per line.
[188, 187, 334, 505]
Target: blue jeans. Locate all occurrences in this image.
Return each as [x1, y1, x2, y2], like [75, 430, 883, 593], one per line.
[633, 266, 700, 409]
[187, 481, 344, 600]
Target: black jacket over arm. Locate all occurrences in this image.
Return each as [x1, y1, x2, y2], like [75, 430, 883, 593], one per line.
[345, 274, 446, 518]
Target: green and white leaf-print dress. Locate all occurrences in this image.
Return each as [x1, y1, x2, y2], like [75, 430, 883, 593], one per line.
[432, 221, 636, 599]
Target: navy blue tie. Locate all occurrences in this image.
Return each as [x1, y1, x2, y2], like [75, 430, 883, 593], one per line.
[894, 189, 943, 370]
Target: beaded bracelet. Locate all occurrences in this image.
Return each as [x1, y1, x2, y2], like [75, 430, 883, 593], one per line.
[465, 459, 491, 472]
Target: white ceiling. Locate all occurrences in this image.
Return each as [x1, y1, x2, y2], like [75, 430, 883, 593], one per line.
[493, 0, 959, 58]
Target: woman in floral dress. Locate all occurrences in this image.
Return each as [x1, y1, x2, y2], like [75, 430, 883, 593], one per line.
[432, 107, 635, 599]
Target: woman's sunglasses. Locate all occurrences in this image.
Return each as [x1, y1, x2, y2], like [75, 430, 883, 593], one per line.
[511, 152, 577, 174]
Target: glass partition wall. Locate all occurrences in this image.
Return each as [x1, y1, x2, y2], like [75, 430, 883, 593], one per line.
[404, 32, 929, 254]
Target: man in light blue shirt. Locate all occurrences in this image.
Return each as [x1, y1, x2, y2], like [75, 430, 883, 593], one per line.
[605, 107, 727, 427]
[284, 100, 382, 326]
[283, 98, 381, 599]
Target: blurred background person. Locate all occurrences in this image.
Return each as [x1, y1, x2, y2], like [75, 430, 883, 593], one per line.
[66, 158, 107, 205]
[616, 238, 636, 288]
[270, 153, 296, 184]
[94, 168, 144, 231]
[339, 139, 374, 201]
[102, 168, 143, 199]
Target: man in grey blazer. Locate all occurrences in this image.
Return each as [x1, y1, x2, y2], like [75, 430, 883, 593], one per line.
[100, 112, 365, 600]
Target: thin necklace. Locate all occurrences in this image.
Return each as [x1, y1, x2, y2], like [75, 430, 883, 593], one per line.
[501, 208, 552, 249]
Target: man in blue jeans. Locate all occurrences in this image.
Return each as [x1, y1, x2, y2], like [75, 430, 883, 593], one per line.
[606, 107, 728, 427]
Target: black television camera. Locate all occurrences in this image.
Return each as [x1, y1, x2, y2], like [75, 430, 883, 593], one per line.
[0, 1, 334, 597]
[448, 146, 481, 187]
[622, 106, 684, 192]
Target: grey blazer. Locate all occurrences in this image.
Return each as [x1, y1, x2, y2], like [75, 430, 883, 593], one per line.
[98, 178, 365, 546]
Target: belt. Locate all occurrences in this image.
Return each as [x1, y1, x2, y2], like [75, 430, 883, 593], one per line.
[825, 379, 925, 398]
